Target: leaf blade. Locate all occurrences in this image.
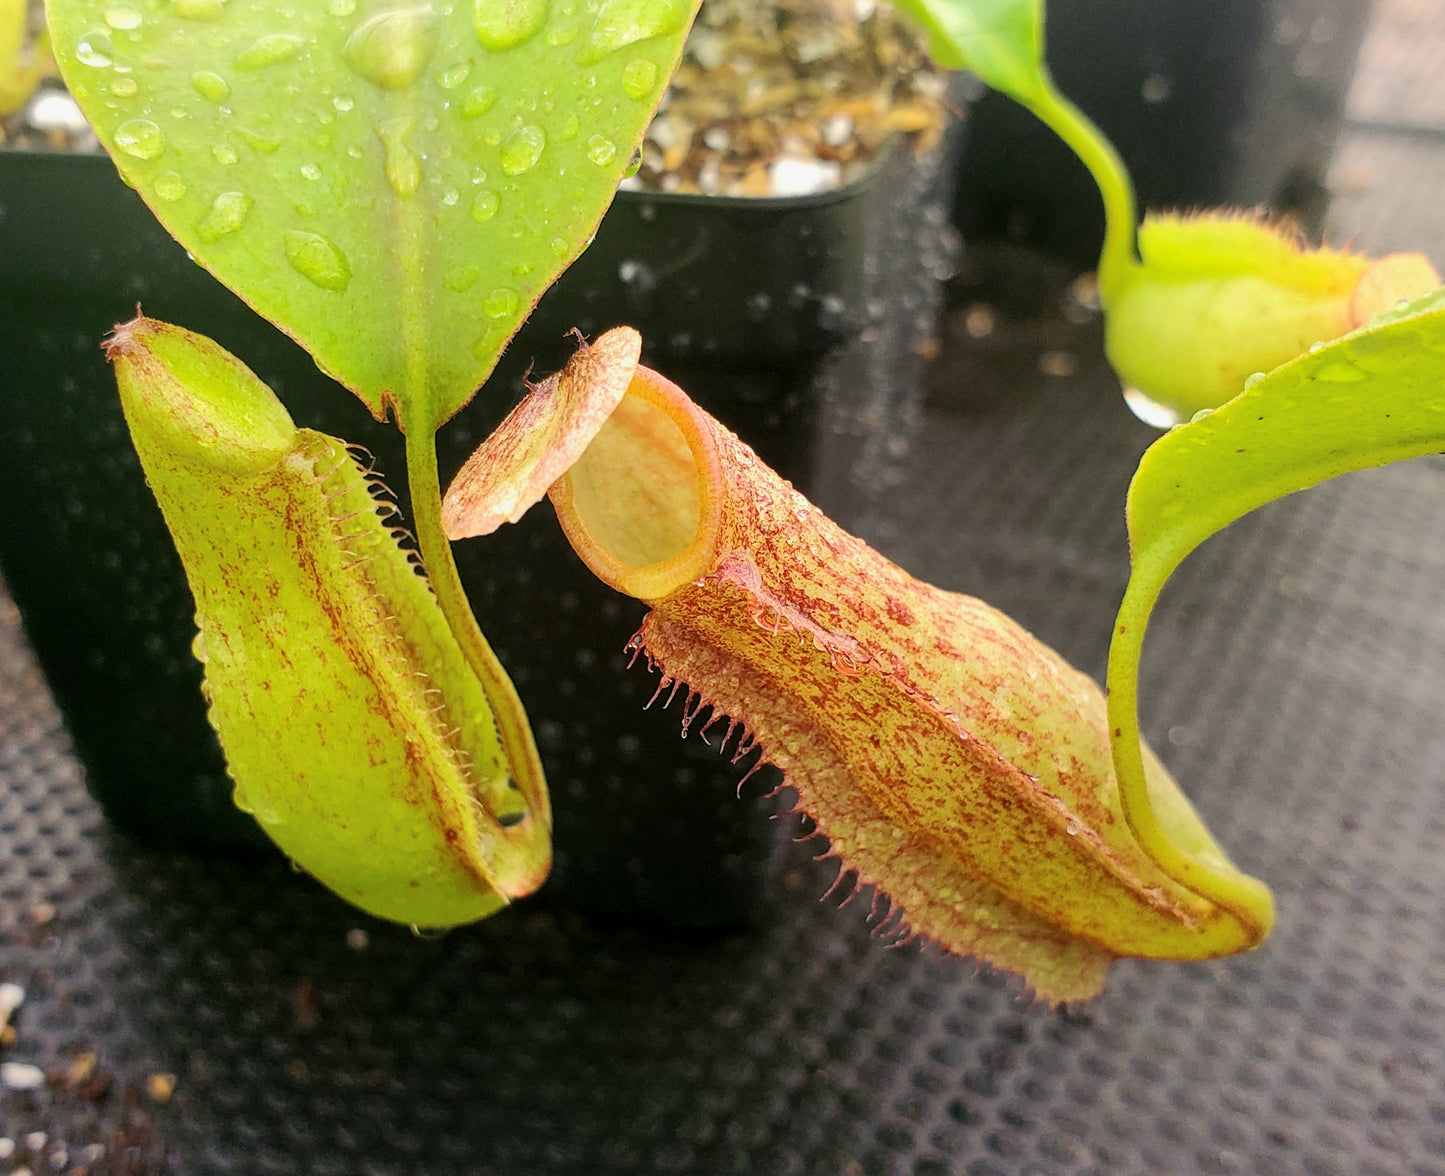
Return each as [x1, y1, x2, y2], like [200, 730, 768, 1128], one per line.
[890, 0, 1046, 103]
[48, 0, 700, 429]
[1107, 289, 1445, 919]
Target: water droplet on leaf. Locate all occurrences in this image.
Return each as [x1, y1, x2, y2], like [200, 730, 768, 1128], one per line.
[76, 30, 116, 68]
[499, 124, 545, 174]
[191, 70, 230, 102]
[579, 0, 687, 64]
[545, 21, 579, 46]
[472, 0, 548, 51]
[237, 34, 307, 70]
[620, 57, 657, 99]
[461, 85, 496, 118]
[239, 127, 283, 153]
[104, 3, 143, 29]
[197, 191, 253, 241]
[114, 118, 165, 160]
[109, 76, 138, 96]
[212, 142, 238, 165]
[284, 230, 352, 291]
[153, 171, 187, 201]
[585, 134, 616, 166]
[343, 6, 439, 90]
[377, 116, 422, 198]
[1314, 359, 1368, 383]
[470, 188, 500, 221]
[483, 287, 520, 318]
[444, 264, 481, 291]
[437, 60, 473, 89]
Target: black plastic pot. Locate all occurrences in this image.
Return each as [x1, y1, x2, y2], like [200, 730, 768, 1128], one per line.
[0, 126, 959, 928]
[955, 0, 1371, 266]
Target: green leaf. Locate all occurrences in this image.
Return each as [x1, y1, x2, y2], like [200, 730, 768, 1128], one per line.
[889, 0, 1046, 103]
[1106, 288, 1445, 923]
[108, 315, 552, 925]
[48, 0, 700, 432]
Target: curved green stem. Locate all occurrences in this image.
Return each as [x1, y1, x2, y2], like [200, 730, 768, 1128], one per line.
[1024, 81, 1139, 304]
[405, 422, 551, 838]
[1106, 545, 1274, 948]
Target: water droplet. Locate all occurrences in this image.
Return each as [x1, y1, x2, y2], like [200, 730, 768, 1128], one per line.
[545, 21, 580, 46]
[483, 287, 520, 318]
[499, 124, 545, 174]
[153, 171, 187, 201]
[197, 191, 253, 241]
[284, 230, 352, 291]
[1189, 407, 1214, 424]
[299, 162, 322, 180]
[461, 85, 496, 118]
[172, 0, 226, 18]
[472, 0, 548, 51]
[377, 116, 422, 198]
[113, 118, 165, 160]
[212, 142, 238, 165]
[470, 188, 499, 221]
[1122, 387, 1182, 429]
[76, 29, 116, 68]
[579, 0, 688, 65]
[1243, 370, 1267, 389]
[1065, 820, 1080, 836]
[1314, 359, 1368, 383]
[191, 70, 230, 102]
[620, 57, 657, 99]
[444, 264, 480, 291]
[343, 6, 439, 90]
[105, 3, 143, 29]
[440, 187, 459, 206]
[436, 60, 473, 89]
[328, 0, 356, 14]
[586, 134, 616, 166]
[237, 33, 307, 70]
[109, 76, 139, 97]
[550, 235, 570, 257]
[239, 127, 283, 153]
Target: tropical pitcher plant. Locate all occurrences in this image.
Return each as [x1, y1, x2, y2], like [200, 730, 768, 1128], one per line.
[37, 0, 1445, 1004]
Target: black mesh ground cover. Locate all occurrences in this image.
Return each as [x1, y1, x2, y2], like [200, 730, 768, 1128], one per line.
[2, 298, 1443, 1173]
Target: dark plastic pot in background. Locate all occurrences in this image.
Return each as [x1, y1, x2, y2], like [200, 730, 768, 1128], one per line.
[0, 123, 960, 928]
[954, 0, 1371, 267]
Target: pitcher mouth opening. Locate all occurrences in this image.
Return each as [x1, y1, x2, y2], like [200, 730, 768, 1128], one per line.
[550, 365, 724, 604]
